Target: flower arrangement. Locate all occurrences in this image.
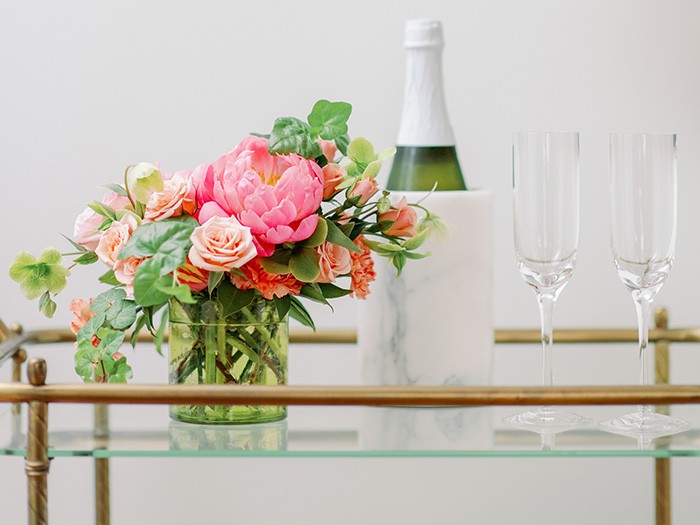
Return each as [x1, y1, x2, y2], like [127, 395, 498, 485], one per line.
[9, 100, 435, 388]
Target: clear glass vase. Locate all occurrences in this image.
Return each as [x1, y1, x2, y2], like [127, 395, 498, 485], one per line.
[168, 296, 288, 425]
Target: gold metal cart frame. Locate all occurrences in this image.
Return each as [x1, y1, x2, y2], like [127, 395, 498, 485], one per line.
[0, 307, 697, 525]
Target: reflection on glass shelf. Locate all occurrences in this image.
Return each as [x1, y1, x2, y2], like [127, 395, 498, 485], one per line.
[1, 404, 699, 458]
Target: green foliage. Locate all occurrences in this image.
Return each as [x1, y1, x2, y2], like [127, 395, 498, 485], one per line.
[268, 117, 322, 159]
[307, 100, 352, 140]
[73, 251, 98, 265]
[268, 100, 353, 159]
[217, 280, 255, 317]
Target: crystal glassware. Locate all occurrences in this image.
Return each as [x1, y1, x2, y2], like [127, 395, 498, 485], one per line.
[600, 133, 689, 439]
[505, 132, 591, 434]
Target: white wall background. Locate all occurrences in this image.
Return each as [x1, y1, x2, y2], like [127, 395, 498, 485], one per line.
[2, 0, 700, 523]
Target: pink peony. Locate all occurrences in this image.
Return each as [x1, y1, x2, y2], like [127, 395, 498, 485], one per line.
[231, 259, 302, 300]
[379, 197, 418, 237]
[188, 216, 257, 272]
[144, 172, 196, 221]
[69, 298, 96, 335]
[316, 241, 352, 283]
[73, 192, 132, 250]
[176, 259, 209, 292]
[321, 163, 346, 200]
[349, 177, 379, 206]
[349, 236, 376, 299]
[113, 256, 144, 295]
[319, 139, 338, 163]
[95, 214, 139, 268]
[194, 136, 324, 256]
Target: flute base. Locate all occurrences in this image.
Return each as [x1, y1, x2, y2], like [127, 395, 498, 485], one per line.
[599, 411, 690, 440]
[504, 407, 592, 435]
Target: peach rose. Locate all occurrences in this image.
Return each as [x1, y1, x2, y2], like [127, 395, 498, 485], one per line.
[69, 298, 96, 335]
[144, 172, 196, 222]
[316, 242, 352, 283]
[379, 197, 418, 237]
[349, 236, 376, 299]
[188, 216, 257, 272]
[113, 256, 144, 295]
[348, 177, 379, 206]
[73, 192, 132, 250]
[319, 139, 338, 163]
[95, 214, 139, 268]
[321, 163, 346, 200]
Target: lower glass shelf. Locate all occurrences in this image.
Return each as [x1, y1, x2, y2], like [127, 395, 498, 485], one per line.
[2, 403, 700, 459]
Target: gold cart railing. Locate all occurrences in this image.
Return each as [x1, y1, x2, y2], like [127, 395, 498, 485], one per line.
[0, 308, 697, 525]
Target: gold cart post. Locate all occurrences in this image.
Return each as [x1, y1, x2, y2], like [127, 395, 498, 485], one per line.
[25, 358, 49, 525]
[654, 308, 671, 525]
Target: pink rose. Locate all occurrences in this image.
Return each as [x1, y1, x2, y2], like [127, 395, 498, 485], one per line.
[349, 177, 379, 206]
[194, 136, 324, 256]
[379, 197, 418, 237]
[319, 139, 338, 163]
[321, 163, 346, 200]
[144, 172, 196, 222]
[69, 298, 96, 335]
[95, 214, 139, 268]
[315, 242, 352, 283]
[188, 216, 257, 272]
[113, 256, 144, 295]
[73, 192, 131, 250]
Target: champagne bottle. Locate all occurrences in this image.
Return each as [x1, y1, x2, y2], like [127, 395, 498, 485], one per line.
[387, 19, 467, 192]
[359, 19, 493, 391]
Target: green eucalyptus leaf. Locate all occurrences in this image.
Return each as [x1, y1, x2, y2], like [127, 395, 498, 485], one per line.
[307, 100, 352, 141]
[74, 346, 97, 382]
[99, 270, 122, 286]
[91, 288, 127, 314]
[73, 251, 99, 265]
[155, 282, 197, 304]
[102, 183, 128, 197]
[402, 228, 431, 250]
[217, 280, 255, 317]
[153, 303, 169, 356]
[268, 117, 322, 158]
[87, 201, 117, 220]
[119, 217, 197, 274]
[289, 247, 320, 282]
[404, 251, 432, 260]
[299, 217, 328, 248]
[207, 272, 225, 295]
[130, 313, 148, 348]
[98, 330, 126, 358]
[274, 295, 291, 320]
[61, 234, 88, 253]
[325, 220, 362, 253]
[289, 296, 316, 330]
[299, 283, 330, 306]
[317, 283, 353, 299]
[133, 258, 172, 307]
[106, 356, 133, 383]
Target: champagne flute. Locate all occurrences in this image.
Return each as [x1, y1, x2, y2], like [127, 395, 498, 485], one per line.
[600, 133, 689, 439]
[505, 132, 590, 433]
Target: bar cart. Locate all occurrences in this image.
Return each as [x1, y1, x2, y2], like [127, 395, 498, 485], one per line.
[1, 308, 699, 525]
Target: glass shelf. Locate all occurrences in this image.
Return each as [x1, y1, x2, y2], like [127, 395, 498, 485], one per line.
[2, 403, 700, 459]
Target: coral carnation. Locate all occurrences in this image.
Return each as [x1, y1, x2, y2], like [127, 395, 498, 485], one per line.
[69, 298, 96, 335]
[349, 236, 376, 299]
[231, 259, 303, 300]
